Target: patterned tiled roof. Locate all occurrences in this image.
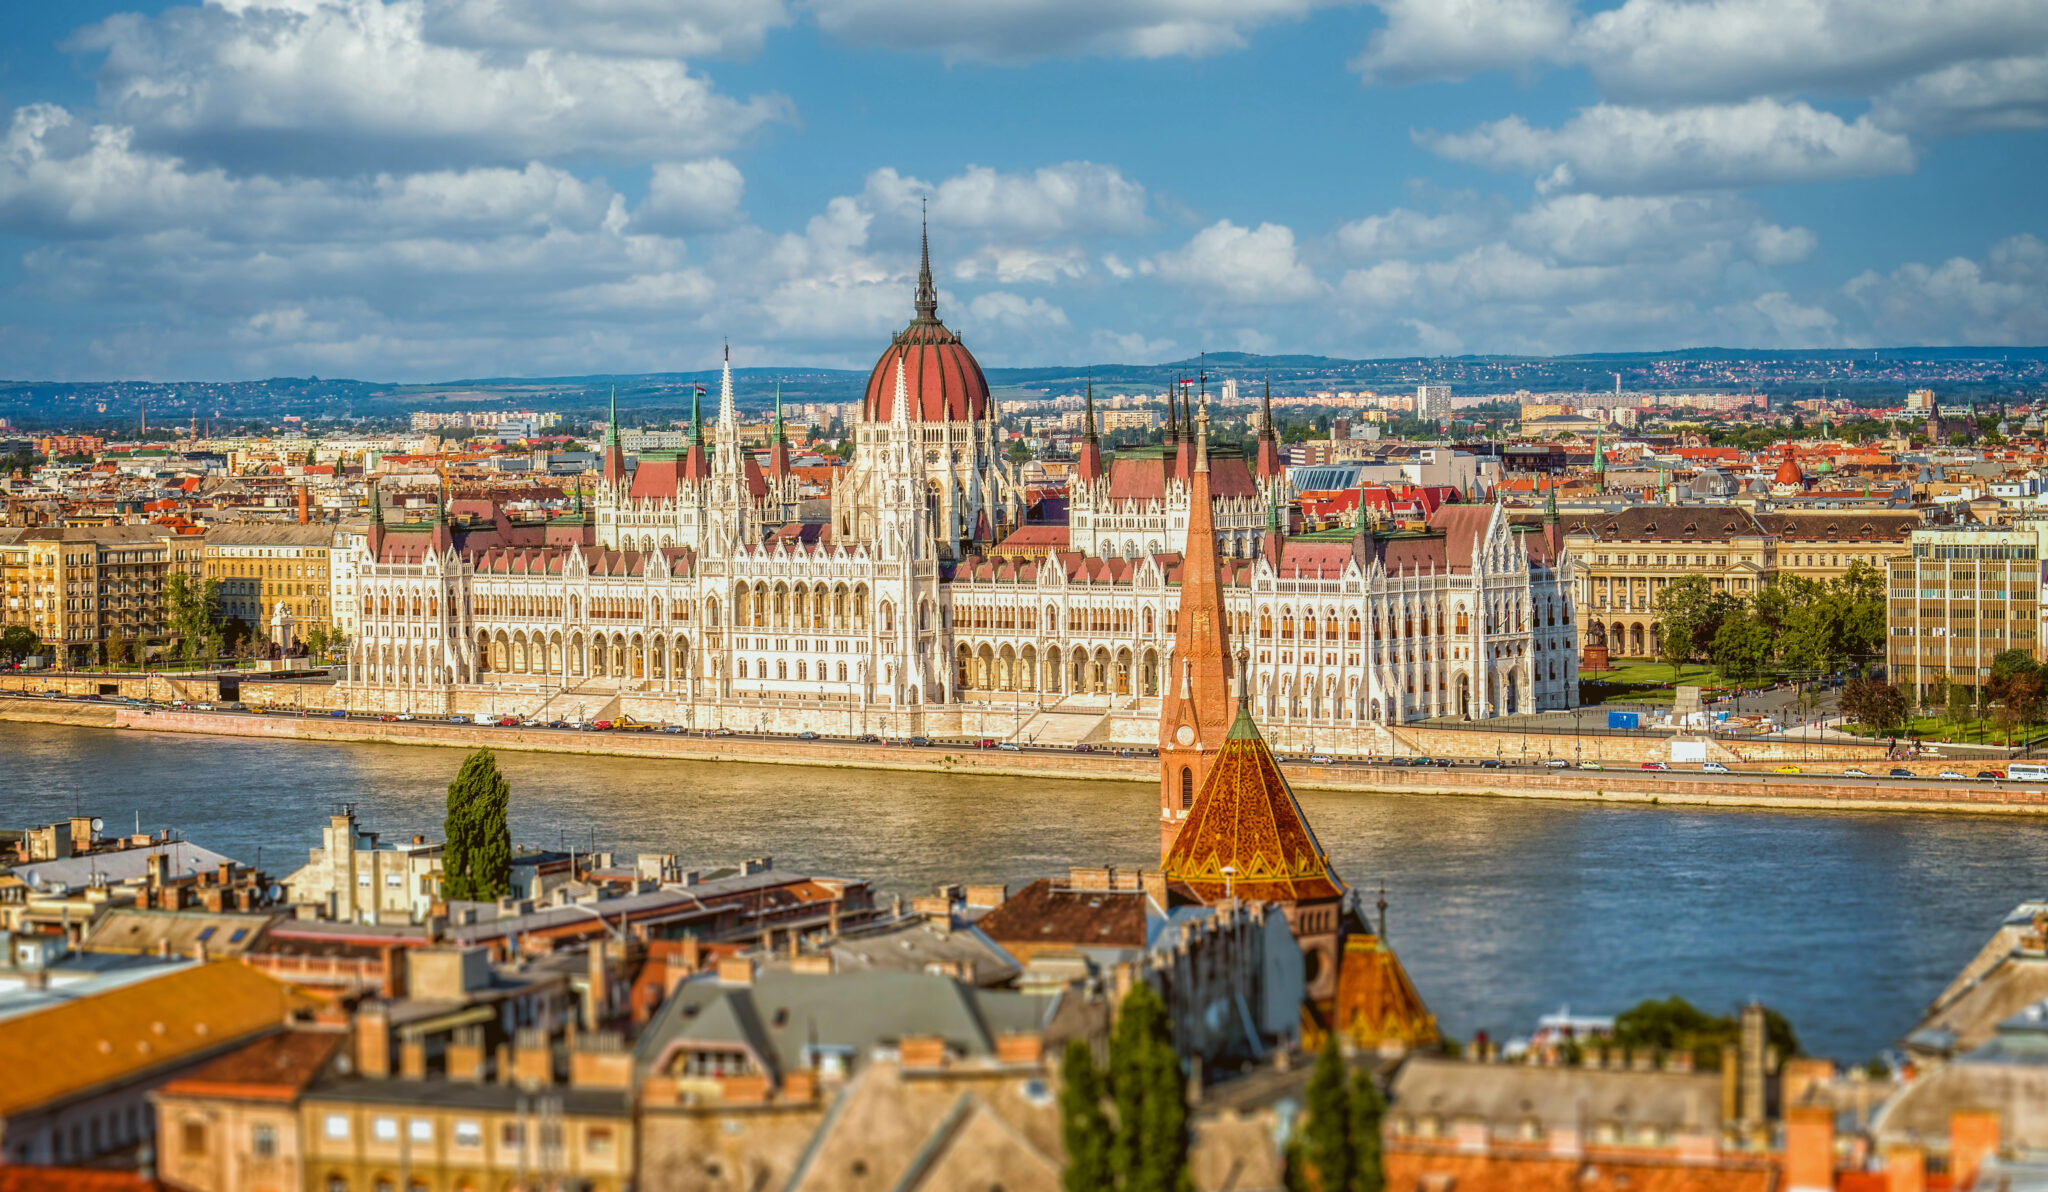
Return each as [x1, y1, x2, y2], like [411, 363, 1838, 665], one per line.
[1160, 706, 1345, 905]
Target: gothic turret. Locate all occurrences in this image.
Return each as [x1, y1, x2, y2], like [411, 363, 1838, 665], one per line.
[1256, 373, 1283, 482]
[1159, 400, 1238, 855]
[1076, 375, 1104, 485]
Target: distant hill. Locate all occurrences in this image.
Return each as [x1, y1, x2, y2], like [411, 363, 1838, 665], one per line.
[3, 346, 2044, 433]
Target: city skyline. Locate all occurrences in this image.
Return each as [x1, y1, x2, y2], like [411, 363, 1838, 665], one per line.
[0, 0, 2042, 383]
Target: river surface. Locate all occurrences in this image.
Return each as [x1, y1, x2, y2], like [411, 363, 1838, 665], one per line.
[6, 720, 2044, 1062]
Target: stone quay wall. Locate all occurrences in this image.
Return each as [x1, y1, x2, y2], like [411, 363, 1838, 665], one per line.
[3, 695, 2042, 817]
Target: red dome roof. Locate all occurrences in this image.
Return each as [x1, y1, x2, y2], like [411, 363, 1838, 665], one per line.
[1774, 457, 1805, 486]
[862, 234, 990, 423]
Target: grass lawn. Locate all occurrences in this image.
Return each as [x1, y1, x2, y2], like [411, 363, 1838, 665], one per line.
[1838, 714, 2035, 746]
[1579, 661, 1722, 687]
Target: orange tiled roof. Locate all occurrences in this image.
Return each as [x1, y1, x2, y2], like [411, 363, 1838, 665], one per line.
[1385, 1150, 1776, 1192]
[1161, 706, 1345, 904]
[0, 1169, 166, 1192]
[0, 962, 312, 1117]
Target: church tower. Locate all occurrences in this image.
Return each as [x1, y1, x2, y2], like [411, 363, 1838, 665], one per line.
[1158, 400, 1238, 855]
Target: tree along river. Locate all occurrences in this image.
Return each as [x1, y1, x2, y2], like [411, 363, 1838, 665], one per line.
[6, 720, 2043, 1063]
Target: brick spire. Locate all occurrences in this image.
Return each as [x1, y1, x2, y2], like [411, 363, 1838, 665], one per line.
[1159, 397, 1237, 856]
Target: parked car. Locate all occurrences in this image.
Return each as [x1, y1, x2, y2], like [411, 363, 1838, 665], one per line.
[856, 733, 880, 743]
[328, 709, 348, 718]
[1545, 759, 1570, 768]
[662, 724, 684, 733]
[1702, 761, 1731, 774]
[1842, 768, 1869, 778]
[1977, 770, 2003, 780]
[1774, 765, 1802, 774]
[1888, 768, 1914, 778]
[396, 711, 414, 721]
[1940, 770, 1968, 780]
[1309, 753, 1335, 764]
[798, 731, 820, 740]
[909, 736, 934, 747]
[976, 737, 997, 748]
[1072, 743, 1094, 753]
[1578, 760, 1603, 770]
[1641, 761, 1670, 771]
[1433, 758, 1454, 768]
[998, 742, 1022, 751]
[590, 720, 614, 731]
[497, 716, 519, 727]
[1413, 756, 1434, 767]
[1478, 759, 1503, 769]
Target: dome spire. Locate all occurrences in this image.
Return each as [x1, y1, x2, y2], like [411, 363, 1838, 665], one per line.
[914, 197, 938, 322]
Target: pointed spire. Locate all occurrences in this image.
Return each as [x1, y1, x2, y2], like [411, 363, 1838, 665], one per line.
[1261, 373, 1276, 442]
[772, 382, 785, 443]
[1195, 394, 1210, 474]
[368, 479, 383, 523]
[1164, 380, 1180, 445]
[913, 197, 938, 323]
[1083, 373, 1098, 446]
[689, 381, 704, 446]
[1544, 474, 1560, 523]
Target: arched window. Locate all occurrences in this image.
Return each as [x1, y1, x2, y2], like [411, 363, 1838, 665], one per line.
[1181, 767, 1194, 810]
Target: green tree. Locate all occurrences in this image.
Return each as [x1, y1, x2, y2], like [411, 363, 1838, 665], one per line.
[163, 572, 224, 662]
[1109, 982, 1189, 1192]
[1302, 1035, 1352, 1192]
[107, 635, 134, 669]
[1839, 678, 1909, 738]
[1611, 996, 1800, 1070]
[1709, 613, 1775, 683]
[441, 749, 512, 902]
[1060, 1040, 1114, 1192]
[1655, 575, 1735, 680]
[0, 625, 44, 665]
[304, 626, 331, 660]
[1348, 1067, 1386, 1192]
[1947, 681, 1976, 731]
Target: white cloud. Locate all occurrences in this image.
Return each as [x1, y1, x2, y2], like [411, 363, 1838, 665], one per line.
[1089, 328, 1180, 361]
[1507, 193, 1813, 267]
[1335, 205, 1492, 258]
[967, 291, 1070, 329]
[805, 0, 1341, 62]
[634, 159, 746, 234]
[953, 245, 1090, 284]
[1571, 0, 2048, 105]
[1421, 100, 1916, 193]
[861, 162, 1150, 240]
[1351, 0, 1572, 84]
[72, 0, 790, 175]
[1843, 234, 2048, 345]
[422, 0, 792, 58]
[1872, 54, 2048, 134]
[1154, 220, 1322, 304]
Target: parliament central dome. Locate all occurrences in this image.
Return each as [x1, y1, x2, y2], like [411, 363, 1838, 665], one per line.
[861, 230, 990, 424]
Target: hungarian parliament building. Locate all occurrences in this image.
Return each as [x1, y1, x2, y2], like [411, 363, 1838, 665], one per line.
[336, 242, 1580, 749]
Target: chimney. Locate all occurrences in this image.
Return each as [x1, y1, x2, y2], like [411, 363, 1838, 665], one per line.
[1140, 871, 1167, 911]
[445, 1040, 485, 1082]
[511, 1028, 553, 1088]
[584, 942, 611, 1029]
[355, 1002, 392, 1078]
[1738, 1003, 1768, 1130]
[146, 853, 168, 889]
[716, 956, 754, 986]
[964, 883, 1008, 909]
[399, 1040, 426, 1079]
[1068, 866, 1111, 891]
[1784, 1104, 1835, 1192]
[1949, 1109, 2000, 1190]
[899, 1036, 948, 1069]
[679, 936, 701, 975]
[995, 1032, 1045, 1066]
[1882, 1144, 1925, 1192]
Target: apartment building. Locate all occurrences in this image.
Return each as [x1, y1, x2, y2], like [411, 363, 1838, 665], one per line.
[0, 525, 202, 666]
[1563, 508, 1920, 659]
[1887, 523, 2048, 701]
[203, 523, 336, 644]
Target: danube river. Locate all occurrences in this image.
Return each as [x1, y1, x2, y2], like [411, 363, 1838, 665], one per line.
[8, 720, 2043, 1062]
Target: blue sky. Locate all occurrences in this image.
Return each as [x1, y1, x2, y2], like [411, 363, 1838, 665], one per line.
[0, 0, 2044, 382]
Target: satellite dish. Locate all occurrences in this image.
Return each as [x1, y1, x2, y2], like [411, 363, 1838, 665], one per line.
[267, 884, 285, 902]
[90, 817, 105, 833]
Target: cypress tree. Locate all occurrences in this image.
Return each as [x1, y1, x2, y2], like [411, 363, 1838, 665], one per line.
[442, 748, 511, 901]
[1108, 982, 1189, 1192]
[1059, 1039, 1113, 1192]
[1348, 1066, 1386, 1192]
[1303, 1034, 1352, 1192]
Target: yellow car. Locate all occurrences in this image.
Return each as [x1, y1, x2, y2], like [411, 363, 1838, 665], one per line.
[1774, 765, 1802, 774]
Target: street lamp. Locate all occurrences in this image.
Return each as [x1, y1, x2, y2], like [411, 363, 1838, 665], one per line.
[1221, 865, 1236, 903]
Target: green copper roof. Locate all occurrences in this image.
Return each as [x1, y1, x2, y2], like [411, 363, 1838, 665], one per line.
[1226, 702, 1260, 742]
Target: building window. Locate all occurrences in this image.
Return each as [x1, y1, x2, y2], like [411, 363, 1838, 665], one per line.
[252, 1124, 277, 1158]
[408, 1120, 432, 1144]
[501, 1123, 524, 1149]
[1181, 767, 1194, 810]
[373, 1117, 398, 1143]
[454, 1121, 481, 1148]
[325, 1116, 350, 1141]
[586, 1127, 614, 1157]
[182, 1123, 207, 1156]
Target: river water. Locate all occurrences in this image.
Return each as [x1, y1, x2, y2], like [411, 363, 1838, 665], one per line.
[6, 720, 2043, 1062]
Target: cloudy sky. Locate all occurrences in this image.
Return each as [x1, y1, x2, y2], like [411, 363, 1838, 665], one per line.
[1, 0, 2045, 381]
